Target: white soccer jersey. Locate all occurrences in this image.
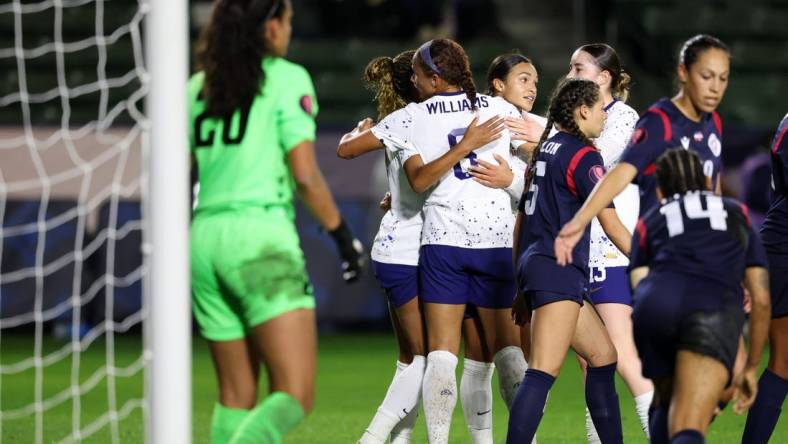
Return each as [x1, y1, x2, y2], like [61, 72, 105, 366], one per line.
[368, 127, 425, 266]
[373, 92, 523, 249]
[589, 100, 640, 268]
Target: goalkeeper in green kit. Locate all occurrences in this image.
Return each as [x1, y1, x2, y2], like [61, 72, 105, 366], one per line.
[188, 1, 364, 443]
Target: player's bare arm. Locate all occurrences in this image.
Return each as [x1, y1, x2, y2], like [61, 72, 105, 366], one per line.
[403, 115, 505, 193]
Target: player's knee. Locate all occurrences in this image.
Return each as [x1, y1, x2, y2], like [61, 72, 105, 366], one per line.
[586, 346, 618, 368]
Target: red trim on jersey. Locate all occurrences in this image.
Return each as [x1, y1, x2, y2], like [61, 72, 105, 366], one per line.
[635, 218, 647, 252]
[739, 203, 752, 228]
[648, 107, 672, 141]
[712, 111, 723, 135]
[566, 146, 596, 198]
[643, 163, 657, 176]
[773, 125, 788, 155]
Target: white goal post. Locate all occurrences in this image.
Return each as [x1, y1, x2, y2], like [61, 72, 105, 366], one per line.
[145, 0, 191, 443]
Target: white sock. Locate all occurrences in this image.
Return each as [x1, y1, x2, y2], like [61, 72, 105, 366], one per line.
[423, 350, 459, 444]
[585, 407, 601, 444]
[358, 357, 425, 444]
[493, 345, 528, 409]
[460, 359, 495, 444]
[390, 401, 419, 444]
[634, 390, 654, 438]
[390, 359, 424, 444]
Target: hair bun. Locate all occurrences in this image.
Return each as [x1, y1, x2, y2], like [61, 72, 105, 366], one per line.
[616, 70, 631, 102]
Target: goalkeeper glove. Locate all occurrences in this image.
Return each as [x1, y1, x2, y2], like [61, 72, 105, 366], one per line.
[328, 219, 365, 282]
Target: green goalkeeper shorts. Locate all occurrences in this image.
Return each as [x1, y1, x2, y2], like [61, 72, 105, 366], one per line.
[190, 206, 314, 341]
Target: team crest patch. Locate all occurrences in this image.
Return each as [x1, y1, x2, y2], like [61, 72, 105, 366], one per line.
[708, 133, 721, 157]
[681, 136, 690, 149]
[299, 95, 313, 115]
[631, 128, 646, 145]
[589, 165, 605, 183]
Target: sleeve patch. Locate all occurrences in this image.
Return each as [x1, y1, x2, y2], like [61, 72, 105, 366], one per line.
[631, 127, 646, 145]
[300, 95, 313, 115]
[588, 165, 605, 183]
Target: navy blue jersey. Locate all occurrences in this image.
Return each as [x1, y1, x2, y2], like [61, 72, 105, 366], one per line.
[620, 98, 723, 214]
[630, 191, 768, 308]
[517, 131, 607, 292]
[761, 114, 788, 258]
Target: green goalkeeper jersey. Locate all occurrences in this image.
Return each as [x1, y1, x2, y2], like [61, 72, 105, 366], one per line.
[188, 57, 319, 218]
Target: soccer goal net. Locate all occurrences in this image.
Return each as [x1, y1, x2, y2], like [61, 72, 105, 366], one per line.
[0, 1, 190, 443]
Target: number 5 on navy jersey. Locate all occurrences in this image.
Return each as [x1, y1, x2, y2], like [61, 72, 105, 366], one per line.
[523, 161, 546, 215]
[447, 127, 478, 180]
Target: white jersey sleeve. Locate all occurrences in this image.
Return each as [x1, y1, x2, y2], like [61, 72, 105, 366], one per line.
[594, 101, 639, 169]
[369, 106, 425, 266]
[589, 101, 639, 268]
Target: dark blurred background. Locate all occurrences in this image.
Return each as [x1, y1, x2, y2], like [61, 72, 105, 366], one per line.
[0, 0, 784, 333]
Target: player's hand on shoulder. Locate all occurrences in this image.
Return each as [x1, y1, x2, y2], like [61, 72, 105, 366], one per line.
[460, 115, 505, 153]
[505, 115, 544, 143]
[328, 219, 366, 283]
[354, 117, 374, 134]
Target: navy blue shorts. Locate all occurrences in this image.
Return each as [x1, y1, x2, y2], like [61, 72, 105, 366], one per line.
[588, 266, 632, 305]
[633, 277, 744, 384]
[517, 254, 587, 308]
[767, 255, 788, 318]
[525, 290, 584, 310]
[419, 245, 515, 309]
[372, 260, 418, 308]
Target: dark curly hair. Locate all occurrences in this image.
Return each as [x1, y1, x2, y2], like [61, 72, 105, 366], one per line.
[363, 50, 419, 120]
[656, 148, 708, 197]
[524, 78, 600, 197]
[414, 39, 478, 110]
[195, 0, 286, 117]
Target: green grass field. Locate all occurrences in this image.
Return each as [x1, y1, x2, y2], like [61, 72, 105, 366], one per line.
[1, 333, 785, 443]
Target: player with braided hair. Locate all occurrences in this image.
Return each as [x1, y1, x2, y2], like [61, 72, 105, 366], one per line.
[506, 78, 630, 444]
[336, 48, 505, 444]
[629, 149, 770, 444]
[364, 38, 529, 443]
[566, 43, 653, 443]
[555, 34, 731, 263]
[189, 1, 364, 443]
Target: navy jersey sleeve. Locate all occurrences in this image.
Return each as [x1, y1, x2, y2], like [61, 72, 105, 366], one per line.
[771, 116, 788, 191]
[628, 217, 651, 269]
[620, 110, 670, 172]
[568, 147, 606, 200]
[747, 226, 769, 268]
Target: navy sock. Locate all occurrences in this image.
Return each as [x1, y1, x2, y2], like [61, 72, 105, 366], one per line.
[585, 362, 623, 444]
[742, 369, 788, 444]
[505, 368, 554, 444]
[649, 404, 669, 444]
[670, 429, 704, 444]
